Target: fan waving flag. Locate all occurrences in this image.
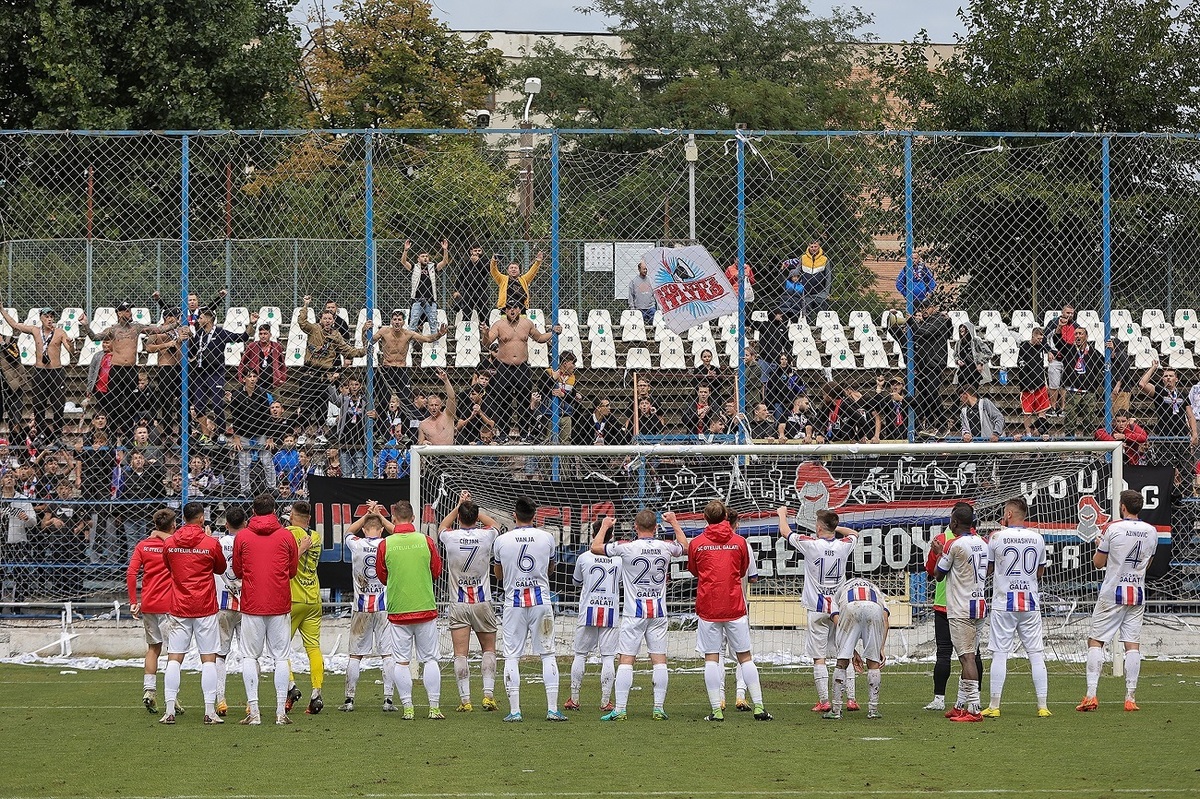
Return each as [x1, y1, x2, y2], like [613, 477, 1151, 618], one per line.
[644, 245, 738, 333]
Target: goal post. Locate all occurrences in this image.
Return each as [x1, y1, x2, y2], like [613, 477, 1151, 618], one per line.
[412, 440, 1128, 665]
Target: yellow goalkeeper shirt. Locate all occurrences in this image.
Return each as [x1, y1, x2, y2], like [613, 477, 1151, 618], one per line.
[288, 525, 322, 605]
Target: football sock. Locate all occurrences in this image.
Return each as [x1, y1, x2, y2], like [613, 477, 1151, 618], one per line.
[989, 652, 1008, 706]
[963, 679, 980, 713]
[1086, 646, 1104, 696]
[454, 655, 471, 702]
[346, 658, 362, 699]
[569, 654, 586, 702]
[615, 663, 634, 712]
[542, 655, 560, 711]
[1124, 650, 1142, 700]
[600, 656, 616, 706]
[955, 677, 966, 708]
[867, 668, 881, 712]
[304, 647, 324, 691]
[704, 660, 724, 709]
[504, 657, 521, 714]
[652, 663, 669, 708]
[142, 673, 155, 691]
[813, 663, 829, 703]
[383, 655, 394, 698]
[736, 660, 747, 699]
[273, 661, 290, 713]
[846, 670, 857, 702]
[215, 656, 227, 701]
[165, 660, 181, 715]
[481, 651, 497, 698]
[831, 666, 846, 712]
[716, 653, 727, 702]
[423, 659, 441, 707]
[201, 660, 217, 716]
[741, 659, 764, 706]
[394, 660, 414, 706]
[242, 657, 259, 708]
[1029, 652, 1048, 708]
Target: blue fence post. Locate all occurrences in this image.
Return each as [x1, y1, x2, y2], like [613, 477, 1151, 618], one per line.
[736, 135, 747, 434]
[903, 133, 916, 442]
[1101, 136, 1114, 433]
[179, 135, 191, 502]
[550, 129, 562, 481]
[364, 132, 378, 476]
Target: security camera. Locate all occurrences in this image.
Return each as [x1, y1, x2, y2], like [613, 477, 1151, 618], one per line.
[470, 110, 491, 128]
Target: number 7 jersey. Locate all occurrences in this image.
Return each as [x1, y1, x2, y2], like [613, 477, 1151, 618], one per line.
[440, 525, 499, 604]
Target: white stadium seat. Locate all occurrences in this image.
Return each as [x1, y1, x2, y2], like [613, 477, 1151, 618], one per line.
[223, 306, 250, 333]
[626, 347, 653, 370]
[1174, 308, 1197, 328]
[590, 340, 617, 369]
[224, 342, 244, 367]
[1110, 309, 1133, 329]
[861, 350, 890, 370]
[619, 311, 647, 343]
[420, 337, 449, 368]
[793, 344, 823, 370]
[1115, 321, 1141, 342]
[659, 340, 687, 370]
[978, 310, 1003, 329]
[1142, 309, 1166, 329]
[829, 347, 857, 370]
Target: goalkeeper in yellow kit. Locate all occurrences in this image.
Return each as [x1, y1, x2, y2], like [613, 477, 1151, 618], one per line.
[286, 501, 324, 714]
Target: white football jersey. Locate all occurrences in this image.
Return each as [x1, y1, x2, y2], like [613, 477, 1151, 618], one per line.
[573, 550, 622, 627]
[987, 526, 1047, 613]
[440, 525, 499, 604]
[1097, 518, 1158, 607]
[829, 576, 888, 615]
[786, 532, 857, 612]
[493, 526, 556, 607]
[215, 533, 240, 611]
[345, 533, 386, 612]
[604, 537, 683, 619]
[937, 533, 989, 619]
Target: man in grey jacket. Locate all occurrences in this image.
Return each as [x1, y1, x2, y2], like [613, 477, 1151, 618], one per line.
[627, 261, 657, 326]
[959, 387, 1004, 442]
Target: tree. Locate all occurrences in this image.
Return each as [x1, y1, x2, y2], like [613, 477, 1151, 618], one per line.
[877, 0, 1200, 315]
[0, 0, 302, 129]
[300, 0, 506, 128]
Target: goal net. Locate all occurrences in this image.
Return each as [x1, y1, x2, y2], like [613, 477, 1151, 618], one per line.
[411, 440, 1184, 664]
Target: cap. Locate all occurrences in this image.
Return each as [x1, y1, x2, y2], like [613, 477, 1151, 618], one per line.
[116, 301, 132, 312]
[391, 308, 405, 316]
[162, 307, 180, 318]
[505, 299, 523, 309]
[39, 307, 56, 316]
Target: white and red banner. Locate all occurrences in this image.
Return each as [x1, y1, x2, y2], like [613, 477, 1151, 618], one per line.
[644, 245, 738, 333]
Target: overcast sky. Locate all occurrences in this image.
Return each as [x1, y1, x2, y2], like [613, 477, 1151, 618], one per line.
[294, 1, 967, 43]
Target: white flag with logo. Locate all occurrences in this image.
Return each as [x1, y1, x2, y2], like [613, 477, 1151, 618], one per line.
[643, 245, 738, 334]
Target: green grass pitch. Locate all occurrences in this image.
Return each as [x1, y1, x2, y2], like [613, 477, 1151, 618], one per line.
[2, 660, 1198, 799]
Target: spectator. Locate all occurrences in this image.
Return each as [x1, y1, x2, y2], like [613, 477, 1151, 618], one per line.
[1095, 411, 1148, 465]
[725, 260, 756, 309]
[1043, 304, 1077, 417]
[272, 435, 302, 490]
[1015, 328, 1050, 438]
[490, 250, 544, 311]
[894, 258, 936, 305]
[228, 372, 276, 494]
[692, 349, 726, 401]
[373, 309, 448, 414]
[86, 340, 114, 418]
[295, 295, 370, 432]
[1061, 328, 1105, 438]
[748, 403, 777, 440]
[779, 392, 821, 443]
[590, 398, 613, 445]
[517, 390, 551, 443]
[382, 458, 404, 480]
[407, 391, 428, 442]
[627, 261, 657, 326]
[328, 376, 369, 478]
[780, 241, 831, 324]
[1108, 336, 1132, 415]
[178, 288, 227, 330]
[628, 396, 667, 439]
[456, 386, 495, 445]
[889, 301, 951, 436]
[681, 385, 715, 436]
[375, 423, 409, 476]
[402, 238, 450, 334]
[0, 331, 27, 433]
[322, 299, 353, 343]
[959, 387, 1004, 442]
[1, 306, 73, 441]
[143, 307, 189, 434]
[1138, 361, 1197, 476]
[417, 369, 457, 446]
[876, 378, 912, 442]
[187, 307, 256, 429]
[824, 381, 875, 443]
[128, 424, 163, 466]
[479, 301, 561, 435]
[452, 244, 491, 324]
[116, 451, 164, 558]
[952, 321, 992, 390]
[545, 351, 578, 444]
[189, 453, 224, 497]
[764, 352, 802, 421]
[238, 324, 287, 390]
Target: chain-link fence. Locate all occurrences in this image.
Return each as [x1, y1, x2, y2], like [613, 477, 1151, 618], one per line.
[1, 128, 1199, 610]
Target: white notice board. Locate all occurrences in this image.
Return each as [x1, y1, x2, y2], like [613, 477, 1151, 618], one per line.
[612, 241, 657, 300]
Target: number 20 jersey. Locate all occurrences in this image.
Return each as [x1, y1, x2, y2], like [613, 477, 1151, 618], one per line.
[987, 527, 1047, 613]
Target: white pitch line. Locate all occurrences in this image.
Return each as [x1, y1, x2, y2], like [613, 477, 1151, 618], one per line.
[8, 789, 1200, 799]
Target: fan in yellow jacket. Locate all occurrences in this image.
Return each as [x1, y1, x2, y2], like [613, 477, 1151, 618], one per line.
[285, 501, 324, 715]
[490, 251, 543, 311]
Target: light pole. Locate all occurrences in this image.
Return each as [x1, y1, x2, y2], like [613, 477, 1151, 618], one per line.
[520, 77, 542, 244]
[685, 134, 698, 243]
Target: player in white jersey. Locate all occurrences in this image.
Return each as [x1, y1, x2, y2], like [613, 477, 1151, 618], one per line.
[935, 502, 988, 722]
[492, 496, 567, 722]
[340, 501, 397, 712]
[213, 507, 246, 718]
[824, 576, 889, 720]
[438, 491, 501, 712]
[777, 505, 860, 712]
[983, 497, 1051, 718]
[1078, 489, 1158, 713]
[566, 517, 622, 713]
[596, 510, 684, 721]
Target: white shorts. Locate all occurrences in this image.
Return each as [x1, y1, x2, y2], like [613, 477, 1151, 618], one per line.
[620, 616, 669, 657]
[501, 604, 555, 659]
[573, 624, 620, 657]
[1089, 602, 1145, 644]
[240, 613, 292, 662]
[696, 616, 752, 656]
[806, 611, 836, 660]
[989, 609, 1044, 654]
[448, 602, 499, 634]
[166, 614, 220, 655]
[949, 617, 986, 655]
[834, 603, 887, 663]
[1047, 360, 1063, 389]
[217, 609, 241, 657]
[142, 613, 176, 647]
[350, 610, 392, 656]
[391, 619, 440, 663]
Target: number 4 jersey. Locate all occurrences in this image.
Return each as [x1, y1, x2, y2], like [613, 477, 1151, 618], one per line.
[604, 537, 683, 619]
[987, 527, 1047, 613]
[440, 525, 499, 604]
[1097, 518, 1158, 607]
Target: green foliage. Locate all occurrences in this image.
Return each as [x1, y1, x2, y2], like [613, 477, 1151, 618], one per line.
[0, 0, 302, 129]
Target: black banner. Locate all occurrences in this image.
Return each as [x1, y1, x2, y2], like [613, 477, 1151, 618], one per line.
[308, 475, 410, 592]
